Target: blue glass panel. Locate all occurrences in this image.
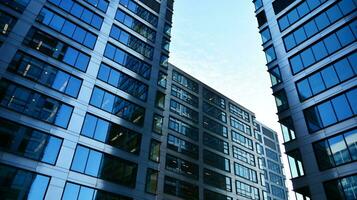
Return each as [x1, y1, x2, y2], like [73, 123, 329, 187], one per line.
[300, 48, 315, 67]
[304, 21, 318, 37]
[84, 33, 96, 49]
[62, 21, 76, 37]
[318, 101, 337, 127]
[65, 77, 81, 97]
[348, 53, 357, 73]
[290, 55, 304, 73]
[98, 64, 110, 81]
[305, 107, 323, 132]
[81, 9, 93, 24]
[102, 92, 115, 112]
[326, 6, 343, 23]
[62, 183, 80, 200]
[71, 146, 89, 172]
[75, 54, 90, 71]
[85, 150, 102, 176]
[265, 46, 276, 63]
[297, 79, 312, 100]
[320, 66, 339, 88]
[27, 175, 50, 200]
[284, 34, 296, 51]
[70, 3, 84, 18]
[297, 2, 309, 16]
[60, 0, 73, 11]
[260, 28, 271, 44]
[309, 73, 325, 94]
[346, 89, 357, 114]
[294, 27, 307, 44]
[338, 0, 356, 15]
[73, 27, 86, 43]
[55, 105, 73, 128]
[104, 44, 115, 59]
[90, 87, 104, 107]
[114, 49, 125, 64]
[78, 186, 95, 200]
[52, 71, 70, 92]
[94, 119, 109, 142]
[331, 95, 353, 121]
[278, 16, 289, 30]
[336, 26, 355, 47]
[108, 70, 120, 86]
[306, 0, 320, 10]
[328, 135, 351, 165]
[42, 136, 62, 164]
[82, 114, 97, 138]
[324, 34, 341, 54]
[287, 9, 299, 25]
[50, 14, 65, 31]
[311, 41, 328, 61]
[344, 130, 357, 160]
[91, 15, 103, 29]
[63, 47, 79, 67]
[334, 59, 354, 81]
[315, 13, 330, 31]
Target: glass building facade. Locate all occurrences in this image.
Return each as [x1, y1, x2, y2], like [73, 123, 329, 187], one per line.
[254, 0, 357, 199]
[0, 0, 287, 199]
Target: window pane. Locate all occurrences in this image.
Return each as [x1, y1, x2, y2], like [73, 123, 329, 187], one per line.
[300, 48, 315, 67]
[320, 66, 339, 88]
[71, 145, 89, 172]
[313, 140, 335, 170]
[331, 95, 353, 121]
[308, 73, 325, 95]
[62, 183, 80, 200]
[324, 34, 341, 54]
[346, 89, 357, 114]
[318, 101, 337, 127]
[344, 130, 357, 160]
[311, 41, 328, 61]
[334, 58, 354, 81]
[328, 135, 351, 165]
[296, 79, 312, 100]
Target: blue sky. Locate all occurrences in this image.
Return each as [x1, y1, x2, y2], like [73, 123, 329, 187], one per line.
[169, 0, 295, 198]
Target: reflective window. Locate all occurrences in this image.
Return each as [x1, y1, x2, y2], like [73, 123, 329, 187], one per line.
[62, 182, 132, 200]
[0, 118, 62, 165]
[158, 71, 167, 88]
[0, 164, 50, 200]
[90, 87, 145, 126]
[104, 43, 151, 79]
[267, 160, 281, 174]
[230, 116, 251, 136]
[172, 70, 198, 93]
[287, 150, 305, 178]
[37, 8, 97, 49]
[232, 130, 253, 150]
[203, 149, 230, 172]
[0, 10, 17, 36]
[304, 88, 356, 133]
[8, 51, 82, 98]
[203, 87, 226, 108]
[165, 154, 198, 180]
[155, 91, 165, 109]
[48, 0, 103, 29]
[23, 28, 90, 72]
[162, 38, 170, 52]
[204, 168, 232, 192]
[264, 46, 277, 64]
[149, 139, 160, 162]
[81, 113, 141, 154]
[171, 84, 199, 107]
[164, 176, 199, 200]
[290, 22, 356, 74]
[233, 146, 255, 166]
[269, 66, 282, 86]
[203, 102, 227, 123]
[253, 0, 263, 10]
[203, 116, 228, 138]
[2, 0, 30, 13]
[236, 180, 260, 200]
[169, 116, 198, 141]
[170, 100, 198, 123]
[0, 79, 73, 128]
[260, 28, 271, 45]
[234, 162, 258, 183]
[160, 54, 169, 68]
[119, 0, 158, 27]
[274, 90, 289, 112]
[167, 134, 198, 159]
[324, 175, 357, 200]
[71, 145, 138, 187]
[256, 11, 267, 27]
[280, 117, 296, 143]
[152, 114, 163, 134]
[97, 63, 148, 101]
[204, 189, 233, 200]
[164, 23, 172, 36]
[83, 0, 109, 12]
[110, 25, 154, 59]
[271, 185, 285, 199]
[145, 169, 158, 194]
[204, 132, 229, 155]
[229, 103, 250, 122]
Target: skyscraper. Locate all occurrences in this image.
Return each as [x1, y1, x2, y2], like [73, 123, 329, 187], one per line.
[253, 0, 356, 199]
[0, 0, 287, 200]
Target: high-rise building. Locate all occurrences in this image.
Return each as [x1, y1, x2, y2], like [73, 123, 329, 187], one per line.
[0, 0, 287, 200]
[253, 0, 356, 199]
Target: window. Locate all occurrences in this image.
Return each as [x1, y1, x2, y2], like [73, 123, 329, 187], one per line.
[234, 162, 258, 183]
[83, 0, 109, 12]
[162, 38, 170, 51]
[167, 134, 198, 159]
[287, 150, 305, 178]
[253, 0, 263, 10]
[170, 100, 198, 123]
[204, 189, 233, 200]
[233, 146, 255, 166]
[203, 87, 226, 108]
[294, 187, 311, 200]
[272, 0, 296, 14]
[203, 150, 230, 172]
[119, 0, 158, 27]
[0, 118, 62, 165]
[171, 84, 199, 107]
[165, 154, 199, 180]
[158, 71, 167, 88]
[172, 70, 198, 93]
[266, 148, 279, 161]
[164, 23, 172, 36]
[149, 139, 160, 162]
[0, 79, 73, 128]
[290, 22, 356, 74]
[145, 169, 158, 194]
[110, 25, 154, 59]
[81, 113, 141, 154]
[164, 176, 199, 200]
[160, 54, 169, 68]
[203, 102, 227, 123]
[268, 66, 282, 86]
[256, 11, 267, 27]
[267, 160, 281, 174]
[204, 132, 229, 154]
[270, 173, 284, 186]
[274, 90, 289, 112]
[324, 175, 357, 200]
[48, 0, 103, 29]
[280, 117, 296, 143]
[271, 185, 286, 199]
[37, 8, 97, 49]
[0, 10, 17, 36]
[23, 28, 90, 72]
[232, 130, 253, 150]
[229, 103, 250, 122]
[2, 0, 30, 13]
[260, 28, 271, 44]
[169, 116, 198, 141]
[0, 164, 50, 199]
[90, 87, 145, 126]
[264, 46, 277, 63]
[204, 168, 232, 191]
[236, 180, 260, 200]
[104, 43, 151, 79]
[97, 63, 148, 101]
[230, 116, 251, 136]
[313, 128, 356, 170]
[8, 51, 82, 98]
[304, 88, 356, 132]
[71, 145, 138, 187]
[115, 9, 156, 42]
[152, 114, 163, 134]
[203, 116, 228, 138]
[155, 91, 165, 109]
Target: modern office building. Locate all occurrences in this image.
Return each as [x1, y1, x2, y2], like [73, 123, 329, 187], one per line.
[253, 0, 356, 199]
[0, 0, 288, 200]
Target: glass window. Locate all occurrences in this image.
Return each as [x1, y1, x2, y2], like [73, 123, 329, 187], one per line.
[203, 150, 230, 172]
[158, 71, 167, 88]
[170, 100, 198, 123]
[334, 58, 354, 81]
[152, 114, 163, 134]
[264, 46, 277, 63]
[203, 102, 227, 123]
[296, 79, 312, 100]
[203, 116, 228, 138]
[155, 91, 165, 109]
[311, 41, 328, 61]
[287, 150, 305, 178]
[304, 20, 318, 37]
[204, 189, 233, 200]
[204, 168, 232, 192]
[164, 176, 199, 200]
[260, 28, 271, 44]
[231, 130, 253, 150]
[315, 13, 330, 31]
[328, 135, 351, 166]
[172, 70, 198, 93]
[203, 87, 226, 109]
[145, 169, 158, 194]
[346, 89, 357, 114]
[294, 27, 307, 44]
[236, 180, 260, 200]
[165, 154, 199, 180]
[233, 146, 255, 166]
[344, 129, 357, 160]
[284, 34, 296, 51]
[204, 132, 229, 154]
[119, 0, 158, 27]
[324, 175, 357, 200]
[308, 73, 325, 95]
[320, 66, 339, 88]
[274, 90, 289, 112]
[331, 95, 353, 121]
[169, 116, 198, 141]
[149, 139, 160, 162]
[324, 34, 341, 54]
[290, 55, 304, 74]
[167, 134, 198, 159]
[300, 48, 315, 67]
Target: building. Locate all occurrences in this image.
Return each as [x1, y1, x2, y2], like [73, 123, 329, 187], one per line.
[0, 0, 287, 200]
[253, 0, 357, 199]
